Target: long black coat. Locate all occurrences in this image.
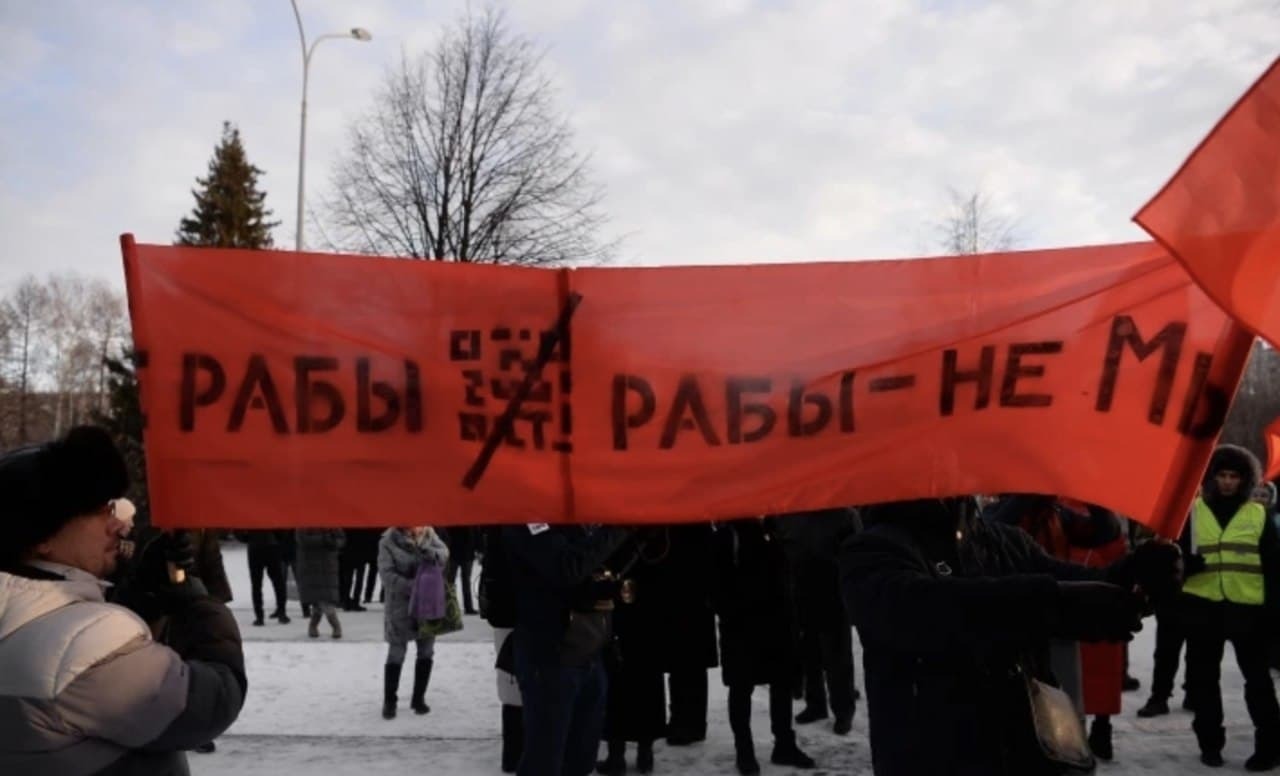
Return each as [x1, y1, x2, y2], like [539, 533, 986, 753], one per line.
[779, 507, 860, 628]
[601, 533, 670, 743]
[840, 500, 1109, 776]
[630, 525, 717, 672]
[712, 518, 797, 687]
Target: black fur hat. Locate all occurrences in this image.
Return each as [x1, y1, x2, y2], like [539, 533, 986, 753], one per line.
[0, 425, 129, 567]
[1204, 444, 1261, 497]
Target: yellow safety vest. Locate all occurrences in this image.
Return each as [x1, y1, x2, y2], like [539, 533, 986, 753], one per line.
[1183, 499, 1267, 605]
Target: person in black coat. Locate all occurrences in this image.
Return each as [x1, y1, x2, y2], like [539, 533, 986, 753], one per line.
[648, 524, 718, 747]
[712, 518, 815, 775]
[503, 523, 630, 776]
[780, 507, 862, 735]
[241, 529, 289, 626]
[481, 527, 524, 774]
[840, 498, 1181, 776]
[339, 528, 382, 610]
[596, 531, 668, 775]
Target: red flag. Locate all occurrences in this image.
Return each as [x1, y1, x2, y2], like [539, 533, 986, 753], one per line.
[1135, 56, 1280, 348]
[1267, 417, 1280, 482]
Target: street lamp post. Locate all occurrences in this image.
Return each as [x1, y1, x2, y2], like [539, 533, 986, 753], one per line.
[290, 0, 370, 251]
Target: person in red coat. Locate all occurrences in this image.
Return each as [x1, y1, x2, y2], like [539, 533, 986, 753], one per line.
[989, 495, 1131, 760]
[1066, 511, 1130, 761]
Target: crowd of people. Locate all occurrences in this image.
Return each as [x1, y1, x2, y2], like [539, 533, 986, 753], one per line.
[1, 426, 1279, 776]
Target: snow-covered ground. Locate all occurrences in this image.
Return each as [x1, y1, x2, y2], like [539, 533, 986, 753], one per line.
[192, 543, 1263, 775]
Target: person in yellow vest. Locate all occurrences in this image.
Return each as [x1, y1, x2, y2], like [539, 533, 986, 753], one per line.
[1183, 445, 1280, 771]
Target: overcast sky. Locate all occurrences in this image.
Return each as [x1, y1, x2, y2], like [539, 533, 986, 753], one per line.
[2, 0, 1277, 294]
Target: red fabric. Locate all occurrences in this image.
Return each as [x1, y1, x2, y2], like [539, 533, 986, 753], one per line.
[121, 236, 1251, 532]
[1267, 418, 1280, 483]
[1135, 57, 1280, 505]
[1069, 535, 1129, 715]
[1135, 56, 1280, 351]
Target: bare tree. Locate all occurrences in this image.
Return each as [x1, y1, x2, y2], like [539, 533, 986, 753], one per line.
[935, 188, 1021, 255]
[0, 275, 128, 442]
[43, 275, 128, 434]
[1, 277, 49, 444]
[324, 7, 612, 266]
[1223, 341, 1280, 473]
[84, 281, 127, 415]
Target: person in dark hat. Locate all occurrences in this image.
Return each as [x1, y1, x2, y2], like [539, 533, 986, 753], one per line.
[0, 425, 246, 775]
[1181, 445, 1280, 770]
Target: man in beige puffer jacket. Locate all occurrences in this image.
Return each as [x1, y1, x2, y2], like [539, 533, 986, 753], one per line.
[0, 426, 246, 775]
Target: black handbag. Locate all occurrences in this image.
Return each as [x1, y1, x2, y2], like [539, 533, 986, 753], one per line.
[560, 610, 611, 667]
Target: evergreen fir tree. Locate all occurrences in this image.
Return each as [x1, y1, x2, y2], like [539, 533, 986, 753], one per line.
[176, 121, 279, 248]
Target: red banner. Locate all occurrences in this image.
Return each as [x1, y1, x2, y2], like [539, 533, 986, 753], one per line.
[123, 237, 1249, 536]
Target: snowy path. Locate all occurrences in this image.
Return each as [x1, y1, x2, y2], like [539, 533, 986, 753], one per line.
[191, 544, 1265, 775]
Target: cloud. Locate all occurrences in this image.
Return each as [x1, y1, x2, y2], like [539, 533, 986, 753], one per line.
[1, 0, 1277, 297]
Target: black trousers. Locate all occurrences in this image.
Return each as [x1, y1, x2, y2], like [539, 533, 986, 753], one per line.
[350, 560, 378, 604]
[1149, 604, 1188, 700]
[800, 620, 858, 719]
[448, 558, 475, 612]
[1187, 627, 1280, 751]
[603, 662, 666, 743]
[248, 545, 287, 619]
[666, 668, 708, 740]
[728, 680, 794, 751]
[338, 554, 358, 607]
[362, 560, 378, 602]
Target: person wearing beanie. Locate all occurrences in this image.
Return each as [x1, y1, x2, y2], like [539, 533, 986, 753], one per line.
[0, 425, 247, 775]
[1182, 445, 1280, 770]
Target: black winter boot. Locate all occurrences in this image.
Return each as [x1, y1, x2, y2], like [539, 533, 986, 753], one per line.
[635, 740, 654, 774]
[1196, 722, 1226, 768]
[734, 736, 760, 776]
[1136, 696, 1169, 717]
[382, 663, 402, 719]
[596, 739, 626, 775]
[411, 659, 432, 714]
[501, 704, 524, 774]
[1088, 716, 1113, 762]
[1247, 728, 1280, 772]
[794, 706, 827, 724]
[771, 735, 816, 769]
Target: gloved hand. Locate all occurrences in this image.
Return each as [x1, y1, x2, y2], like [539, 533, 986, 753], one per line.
[162, 530, 197, 575]
[1130, 540, 1183, 602]
[120, 530, 209, 621]
[1049, 581, 1144, 643]
[1184, 552, 1207, 577]
[1107, 540, 1184, 605]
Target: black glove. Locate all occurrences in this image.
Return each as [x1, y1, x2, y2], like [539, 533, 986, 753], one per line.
[1185, 553, 1207, 577]
[1107, 540, 1183, 606]
[1049, 581, 1144, 643]
[115, 530, 209, 622]
[162, 530, 197, 577]
[1131, 540, 1183, 602]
